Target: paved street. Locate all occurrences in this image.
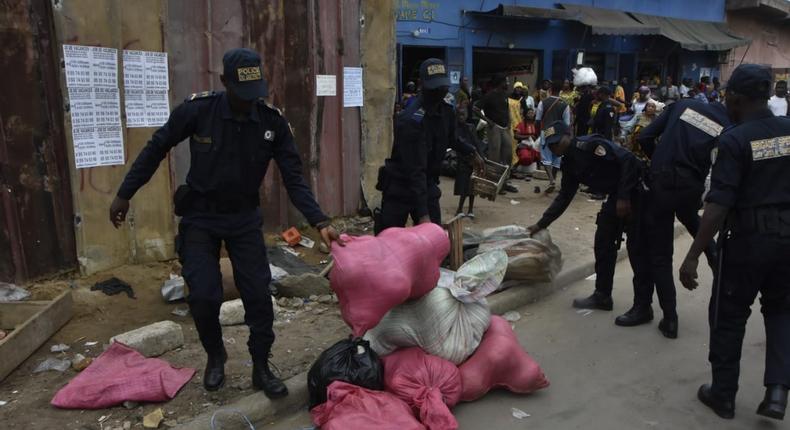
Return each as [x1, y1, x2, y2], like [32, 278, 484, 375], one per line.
[267, 235, 780, 430]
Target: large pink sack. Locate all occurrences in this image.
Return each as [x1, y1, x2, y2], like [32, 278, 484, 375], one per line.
[458, 315, 549, 402]
[330, 223, 450, 336]
[382, 347, 462, 430]
[311, 381, 426, 430]
[51, 342, 195, 409]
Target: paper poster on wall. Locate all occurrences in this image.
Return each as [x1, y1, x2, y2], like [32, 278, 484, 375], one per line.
[343, 67, 363, 107]
[123, 49, 170, 128]
[316, 75, 337, 96]
[63, 44, 124, 169]
[449, 70, 460, 85]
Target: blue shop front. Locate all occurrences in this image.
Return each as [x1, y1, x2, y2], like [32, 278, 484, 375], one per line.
[395, 0, 747, 97]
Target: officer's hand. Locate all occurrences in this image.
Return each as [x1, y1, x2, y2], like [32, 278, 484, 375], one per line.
[527, 224, 543, 235]
[616, 199, 632, 219]
[320, 226, 345, 248]
[417, 216, 432, 225]
[109, 196, 130, 229]
[679, 255, 699, 291]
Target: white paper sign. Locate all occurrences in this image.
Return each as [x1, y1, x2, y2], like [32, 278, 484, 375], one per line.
[343, 67, 363, 107]
[316, 75, 337, 96]
[63, 45, 125, 169]
[123, 49, 170, 128]
[450, 70, 461, 85]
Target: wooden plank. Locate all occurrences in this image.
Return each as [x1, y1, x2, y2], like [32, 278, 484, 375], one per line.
[0, 291, 74, 382]
[444, 214, 465, 271]
[0, 302, 48, 329]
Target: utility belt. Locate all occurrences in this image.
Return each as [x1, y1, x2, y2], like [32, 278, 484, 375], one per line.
[728, 206, 790, 236]
[173, 184, 258, 216]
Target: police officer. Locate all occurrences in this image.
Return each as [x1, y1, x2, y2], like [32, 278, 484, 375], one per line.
[527, 121, 650, 319]
[375, 58, 482, 234]
[633, 98, 730, 338]
[590, 86, 615, 140]
[680, 64, 790, 421]
[109, 48, 342, 398]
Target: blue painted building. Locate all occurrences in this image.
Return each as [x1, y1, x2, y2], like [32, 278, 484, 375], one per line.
[395, 0, 747, 96]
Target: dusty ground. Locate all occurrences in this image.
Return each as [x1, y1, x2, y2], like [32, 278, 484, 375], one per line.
[0, 172, 599, 429]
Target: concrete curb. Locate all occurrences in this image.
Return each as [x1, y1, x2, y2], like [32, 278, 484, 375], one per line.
[181, 223, 688, 429]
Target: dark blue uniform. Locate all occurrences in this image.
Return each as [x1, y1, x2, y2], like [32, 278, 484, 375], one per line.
[591, 100, 616, 140]
[637, 99, 730, 316]
[117, 91, 328, 359]
[375, 97, 475, 233]
[536, 134, 648, 298]
[704, 108, 790, 402]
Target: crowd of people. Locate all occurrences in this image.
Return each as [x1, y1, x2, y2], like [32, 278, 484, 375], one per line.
[383, 59, 790, 422]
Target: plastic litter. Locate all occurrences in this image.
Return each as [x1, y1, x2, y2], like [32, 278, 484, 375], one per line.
[458, 316, 549, 402]
[91, 277, 135, 299]
[510, 199, 520, 205]
[161, 275, 186, 302]
[270, 264, 289, 282]
[0, 401, 7, 406]
[330, 223, 450, 336]
[50, 344, 71, 353]
[210, 409, 255, 430]
[502, 311, 522, 322]
[511, 407, 531, 419]
[300, 236, 316, 249]
[577, 309, 594, 317]
[307, 337, 384, 409]
[171, 307, 189, 317]
[476, 227, 562, 284]
[0, 283, 30, 302]
[311, 381, 426, 430]
[585, 273, 597, 281]
[33, 358, 72, 373]
[382, 348, 462, 430]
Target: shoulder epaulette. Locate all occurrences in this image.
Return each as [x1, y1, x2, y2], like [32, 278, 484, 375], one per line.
[185, 91, 217, 102]
[259, 99, 283, 116]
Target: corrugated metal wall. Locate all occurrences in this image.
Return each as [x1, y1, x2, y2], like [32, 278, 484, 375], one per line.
[0, 0, 77, 283]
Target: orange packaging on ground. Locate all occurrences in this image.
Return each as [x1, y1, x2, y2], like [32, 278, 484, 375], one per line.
[282, 227, 302, 246]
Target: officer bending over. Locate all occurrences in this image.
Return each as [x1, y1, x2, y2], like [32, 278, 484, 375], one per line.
[375, 58, 482, 234]
[680, 64, 790, 421]
[528, 121, 651, 326]
[109, 48, 342, 398]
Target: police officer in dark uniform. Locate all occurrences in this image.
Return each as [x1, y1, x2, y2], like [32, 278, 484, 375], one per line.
[632, 98, 730, 338]
[680, 64, 790, 421]
[109, 48, 342, 398]
[590, 86, 616, 140]
[527, 121, 650, 319]
[375, 58, 482, 234]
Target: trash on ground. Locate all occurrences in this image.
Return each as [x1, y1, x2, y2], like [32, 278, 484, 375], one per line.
[72, 354, 92, 372]
[576, 309, 594, 317]
[307, 337, 383, 409]
[170, 307, 189, 317]
[123, 400, 139, 409]
[50, 344, 70, 353]
[270, 264, 289, 282]
[459, 316, 549, 402]
[161, 275, 185, 302]
[281, 246, 301, 257]
[33, 357, 71, 373]
[330, 223, 449, 336]
[299, 236, 316, 249]
[511, 407, 531, 419]
[91, 277, 135, 299]
[85, 341, 99, 347]
[311, 381, 425, 430]
[502, 311, 522, 322]
[282, 227, 302, 246]
[585, 273, 597, 281]
[51, 343, 195, 409]
[0, 283, 30, 302]
[382, 347, 462, 429]
[510, 199, 520, 205]
[0, 400, 7, 406]
[143, 408, 165, 429]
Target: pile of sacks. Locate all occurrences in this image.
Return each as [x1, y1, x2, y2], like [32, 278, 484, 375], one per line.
[307, 223, 549, 430]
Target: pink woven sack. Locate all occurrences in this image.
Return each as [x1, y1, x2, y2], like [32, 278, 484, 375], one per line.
[311, 381, 426, 430]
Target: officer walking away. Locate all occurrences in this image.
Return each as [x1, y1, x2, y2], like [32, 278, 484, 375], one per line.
[679, 64, 790, 421]
[528, 121, 650, 318]
[631, 98, 730, 339]
[109, 48, 342, 398]
[590, 86, 616, 140]
[375, 58, 482, 234]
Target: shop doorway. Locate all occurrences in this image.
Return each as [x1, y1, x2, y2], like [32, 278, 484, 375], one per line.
[399, 45, 445, 95]
[472, 47, 540, 95]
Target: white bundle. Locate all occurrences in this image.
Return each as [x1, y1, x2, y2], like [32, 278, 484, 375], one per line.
[477, 228, 563, 284]
[364, 251, 507, 364]
[573, 67, 598, 87]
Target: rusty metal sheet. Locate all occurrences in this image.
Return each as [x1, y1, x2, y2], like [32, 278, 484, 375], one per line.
[0, 0, 77, 282]
[340, 0, 362, 215]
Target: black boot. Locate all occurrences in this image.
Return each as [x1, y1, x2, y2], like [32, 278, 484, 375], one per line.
[698, 384, 735, 419]
[252, 361, 288, 399]
[203, 347, 227, 391]
[757, 384, 788, 420]
[572, 292, 613, 311]
[658, 315, 678, 339]
[615, 305, 654, 327]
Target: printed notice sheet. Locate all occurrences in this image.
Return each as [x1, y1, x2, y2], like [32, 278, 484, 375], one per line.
[343, 67, 363, 107]
[123, 50, 170, 128]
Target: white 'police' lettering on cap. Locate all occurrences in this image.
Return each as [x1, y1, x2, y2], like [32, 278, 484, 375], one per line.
[237, 66, 262, 82]
[426, 64, 446, 76]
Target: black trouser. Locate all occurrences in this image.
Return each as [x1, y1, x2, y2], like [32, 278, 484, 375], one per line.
[375, 181, 441, 235]
[176, 210, 274, 360]
[593, 193, 651, 299]
[709, 233, 790, 401]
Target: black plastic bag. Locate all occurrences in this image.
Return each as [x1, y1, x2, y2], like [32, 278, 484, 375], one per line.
[307, 337, 384, 409]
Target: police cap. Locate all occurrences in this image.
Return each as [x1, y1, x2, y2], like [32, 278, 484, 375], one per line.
[419, 58, 450, 90]
[725, 64, 772, 99]
[223, 48, 269, 101]
[544, 120, 569, 147]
